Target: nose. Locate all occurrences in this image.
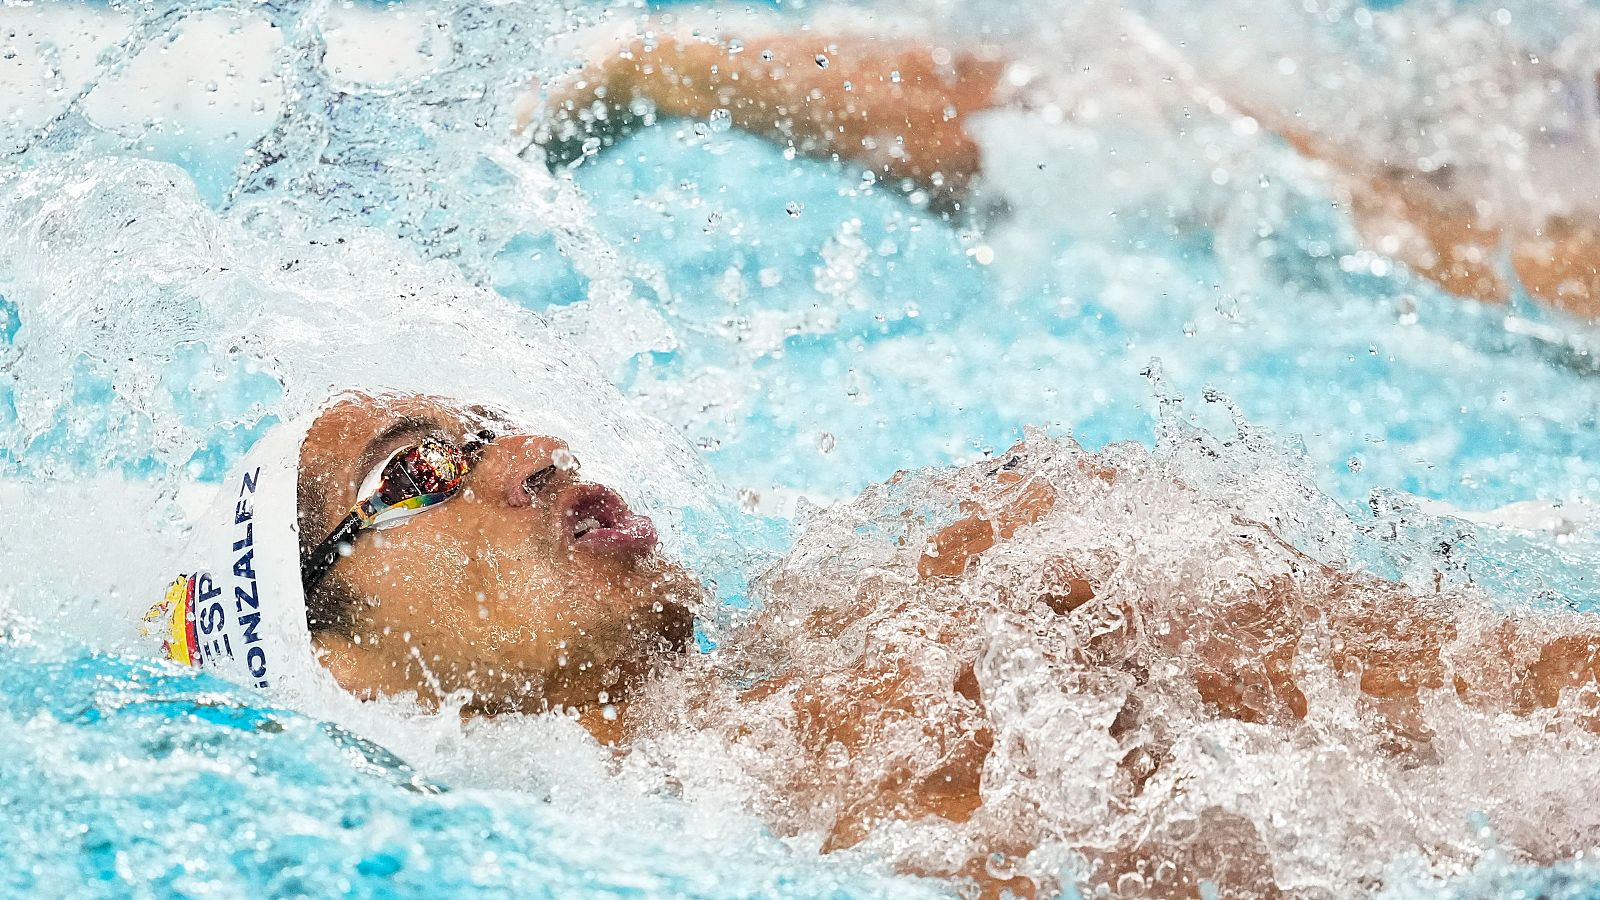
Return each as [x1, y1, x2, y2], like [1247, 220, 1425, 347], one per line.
[471, 434, 576, 508]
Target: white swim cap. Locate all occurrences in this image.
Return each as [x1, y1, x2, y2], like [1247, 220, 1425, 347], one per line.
[143, 411, 330, 700]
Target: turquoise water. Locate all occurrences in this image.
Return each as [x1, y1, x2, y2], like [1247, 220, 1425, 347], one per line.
[0, 644, 934, 899]
[4, 0, 1600, 896]
[555, 127, 1600, 510]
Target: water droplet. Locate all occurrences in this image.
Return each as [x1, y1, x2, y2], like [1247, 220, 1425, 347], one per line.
[824, 741, 850, 768]
[1347, 455, 1364, 473]
[600, 704, 619, 721]
[817, 432, 836, 454]
[551, 448, 578, 471]
[1182, 320, 1197, 337]
[785, 200, 804, 217]
[889, 70, 902, 83]
[814, 54, 829, 69]
[1395, 294, 1419, 326]
[737, 488, 761, 514]
[707, 107, 732, 133]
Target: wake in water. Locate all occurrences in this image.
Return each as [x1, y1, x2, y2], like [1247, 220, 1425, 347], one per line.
[629, 420, 1600, 896]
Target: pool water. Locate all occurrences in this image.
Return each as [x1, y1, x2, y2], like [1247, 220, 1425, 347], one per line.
[4, 0, 1600, 896]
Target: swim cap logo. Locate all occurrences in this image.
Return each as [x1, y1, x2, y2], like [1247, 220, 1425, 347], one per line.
[233, 465, 269, 687]
[191, 570, 229, 667]
[143, 575, 201, 666]
[147, 466, 271, 687]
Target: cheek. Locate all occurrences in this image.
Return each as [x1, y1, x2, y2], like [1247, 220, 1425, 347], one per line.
[400, 512, 579, 640]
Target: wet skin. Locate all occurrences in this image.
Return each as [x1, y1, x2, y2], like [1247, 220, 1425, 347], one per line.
[297, 395, 700, 741]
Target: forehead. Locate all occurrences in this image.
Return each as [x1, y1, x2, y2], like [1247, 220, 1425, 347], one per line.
[297, 393, 502, 505]
[301, 394, 488, 456]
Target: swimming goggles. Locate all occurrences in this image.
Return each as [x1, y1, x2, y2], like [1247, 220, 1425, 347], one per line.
[302, 431, 493, 592]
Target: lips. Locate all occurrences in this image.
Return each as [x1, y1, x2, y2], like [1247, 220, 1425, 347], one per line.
[558, 483, 658, 553]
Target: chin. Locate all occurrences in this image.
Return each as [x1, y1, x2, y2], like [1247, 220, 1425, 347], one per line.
[607, 583, 697, 693]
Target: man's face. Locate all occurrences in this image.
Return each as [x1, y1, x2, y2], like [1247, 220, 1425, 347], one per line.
[298, 394, 699, 728]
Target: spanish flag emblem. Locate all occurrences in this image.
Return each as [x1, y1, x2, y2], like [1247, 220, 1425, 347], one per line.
[142, 575, 201, 667]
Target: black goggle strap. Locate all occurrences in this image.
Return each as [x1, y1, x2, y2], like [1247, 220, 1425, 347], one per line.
[303, 509, 365, 594]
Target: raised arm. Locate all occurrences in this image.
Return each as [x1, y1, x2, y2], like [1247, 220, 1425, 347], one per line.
[1273, 125, 1600, 321]
[527, 28, 1009, 215]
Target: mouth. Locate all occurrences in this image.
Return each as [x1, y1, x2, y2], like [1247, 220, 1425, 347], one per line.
[558, 482, 659, 553]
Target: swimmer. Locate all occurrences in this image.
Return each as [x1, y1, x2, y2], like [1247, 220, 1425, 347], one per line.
[149, 391, 1600, 897]
[525, 21, 1600, 320]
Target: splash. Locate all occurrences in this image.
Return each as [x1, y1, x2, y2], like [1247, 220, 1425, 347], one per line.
[627, 410, 1600, 895]
[0, 0, 774, 643]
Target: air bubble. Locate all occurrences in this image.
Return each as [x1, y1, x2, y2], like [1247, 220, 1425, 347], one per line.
[985, 852, 1016, 880]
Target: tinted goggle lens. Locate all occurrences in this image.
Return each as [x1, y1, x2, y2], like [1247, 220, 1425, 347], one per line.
[360, 431, 494, 527]
[374, 438, 467, 503]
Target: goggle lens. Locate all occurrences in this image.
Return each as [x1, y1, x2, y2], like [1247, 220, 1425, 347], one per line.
[358, 436, 481, 528]
[379, 438, 467, 500]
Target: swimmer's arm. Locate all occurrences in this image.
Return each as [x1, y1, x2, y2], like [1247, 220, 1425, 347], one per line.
[1210, 555, 1600, 738]
[529, 30, 1007, 214]
[1509, 218, 1600, 321]
[916, 446, 1600, 735]
[1274, 126, 1600, 319]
